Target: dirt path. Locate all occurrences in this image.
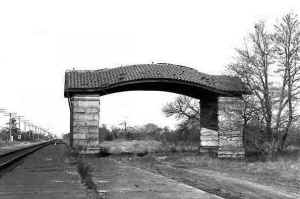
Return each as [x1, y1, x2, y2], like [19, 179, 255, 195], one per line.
[117, 157, 300, 199]
[188, 167, 300, 199]
[85, 157, 222, 199]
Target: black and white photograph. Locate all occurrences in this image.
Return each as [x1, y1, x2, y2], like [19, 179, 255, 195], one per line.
[0, 1, 299, 198]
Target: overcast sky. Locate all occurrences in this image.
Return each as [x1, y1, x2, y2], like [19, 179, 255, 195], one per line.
[0, 0, 299, 137]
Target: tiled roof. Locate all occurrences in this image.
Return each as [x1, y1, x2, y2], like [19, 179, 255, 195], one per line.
[64, 63, 249, 97]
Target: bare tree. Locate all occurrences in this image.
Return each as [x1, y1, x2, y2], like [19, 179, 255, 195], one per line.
[163, 14, 300, 156]
[273, 13, 300, 150]
[227, 21, 274, 139]
[228, 13, 300, 155]
[162, 95, 200, 122]
[240, 95, 262, 127]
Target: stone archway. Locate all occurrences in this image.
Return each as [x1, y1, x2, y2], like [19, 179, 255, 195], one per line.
[64, 63, 249, 158]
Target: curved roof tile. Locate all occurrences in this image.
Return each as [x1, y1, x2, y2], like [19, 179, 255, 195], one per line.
[64, 63, 249, 97]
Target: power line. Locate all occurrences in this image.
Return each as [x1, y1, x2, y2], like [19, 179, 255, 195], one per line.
[0, 107, 54, 142]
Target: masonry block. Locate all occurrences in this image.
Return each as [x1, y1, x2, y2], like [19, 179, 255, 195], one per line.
[71, 96, 100, 149]
[199, 96, 219, 153]
[199, 96, 245, 158]
[218, 97, 245, 159]
[200, 128, 218, 147]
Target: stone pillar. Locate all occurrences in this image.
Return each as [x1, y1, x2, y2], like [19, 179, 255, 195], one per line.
[218, 97, 245, 158]
[70, 96, 100, 150]
[199, 96, 219, 154]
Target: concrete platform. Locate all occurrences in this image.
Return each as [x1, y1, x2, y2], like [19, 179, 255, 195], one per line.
[0, 144, 87, 199]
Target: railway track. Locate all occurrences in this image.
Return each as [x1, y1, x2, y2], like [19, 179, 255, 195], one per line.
[0, 140, 57, 170]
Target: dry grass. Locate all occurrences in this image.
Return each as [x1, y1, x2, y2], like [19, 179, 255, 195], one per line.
[98, 139, 163, 155]
[160, 151, 300, 192]
[98, 139, 199, 155]
[77, 161, 96, 189]
[66, 147, 103, 199]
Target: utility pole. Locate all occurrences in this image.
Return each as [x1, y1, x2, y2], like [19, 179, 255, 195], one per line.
[199, 100, 202, 151]
[120, 120, 128, 139]
[36, 126, 39, 141]
[9, 113, 13, 142]
[16, 116, 23, 133]
[28, 123, 33, 140]
[16, 115, 23, 140]
[18, 116, 21, 132]
[31, 124, 34, 141]
[0, 108, 50, 143]
[0, 109, 14, 142]
[24, 120, 27, 132]
[0, 109, 6, 130]
[23, 120, 27, 140]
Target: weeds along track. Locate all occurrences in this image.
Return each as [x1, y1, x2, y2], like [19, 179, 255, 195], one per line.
[0, 140, 57, 170]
